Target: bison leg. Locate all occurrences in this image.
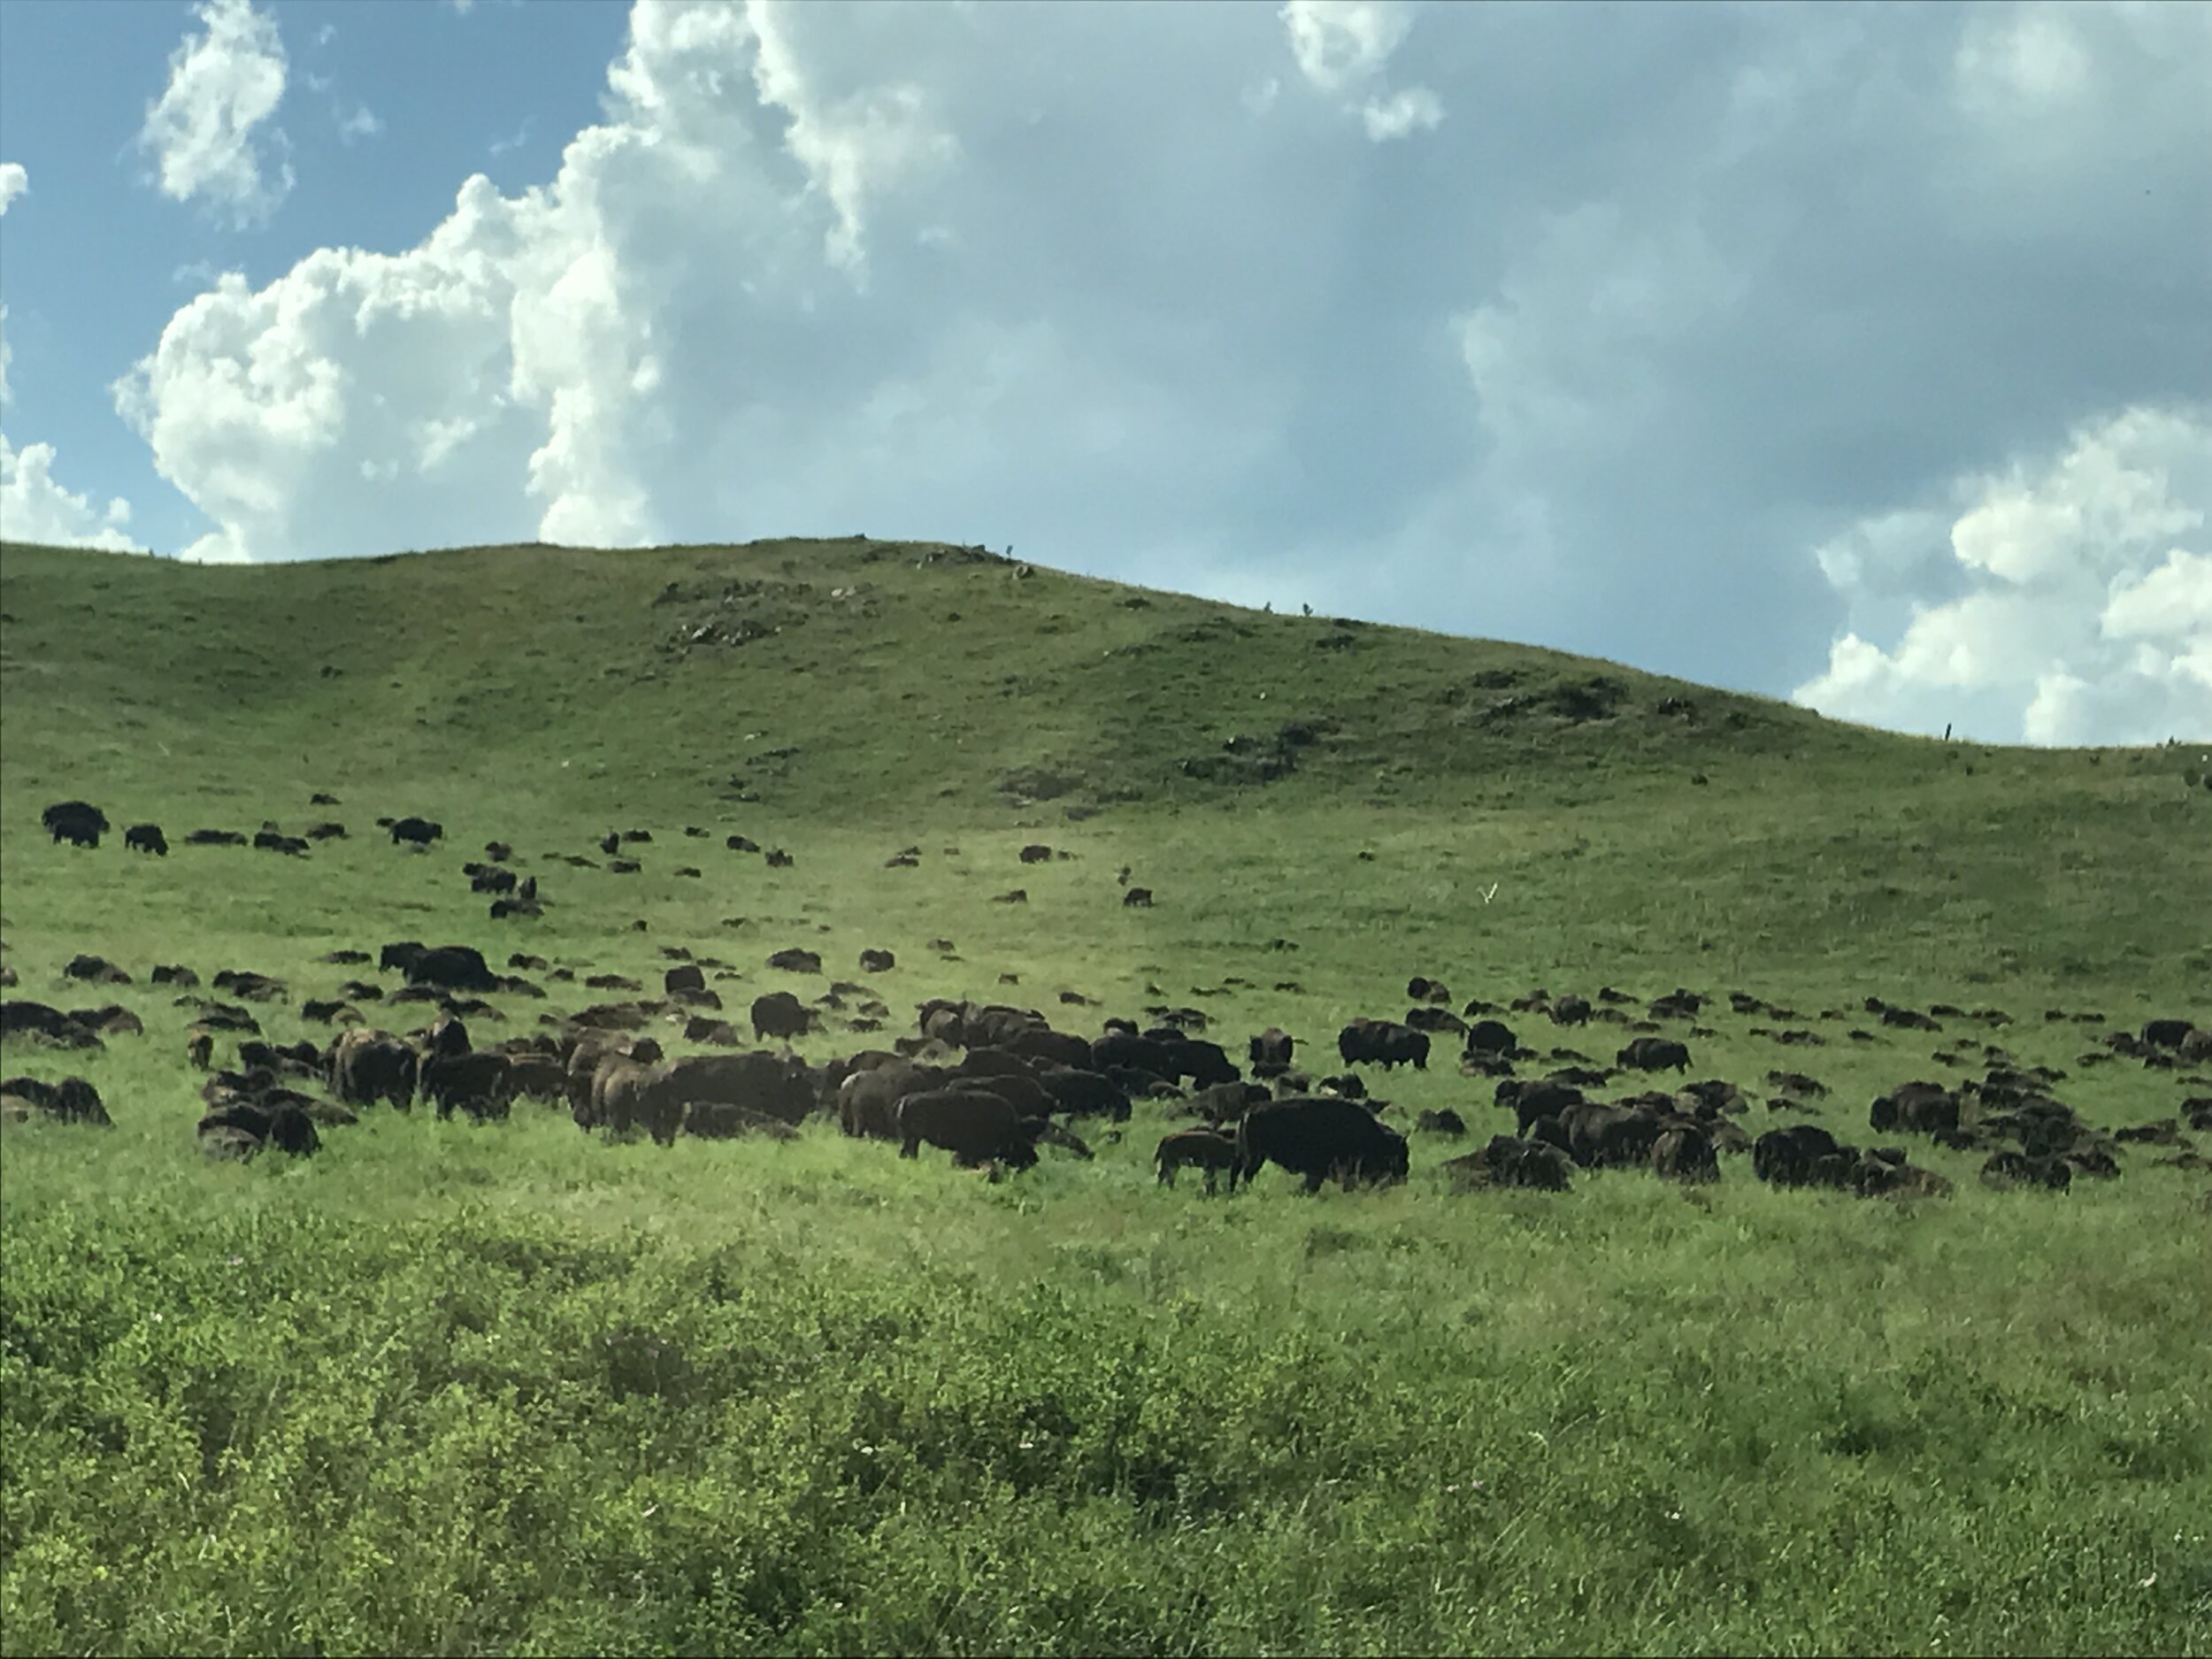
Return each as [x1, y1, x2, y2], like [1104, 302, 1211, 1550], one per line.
[899, 1135, 920, 1159]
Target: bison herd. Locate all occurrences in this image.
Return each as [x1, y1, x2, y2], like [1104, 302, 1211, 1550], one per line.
[10, 800, 2210, 1205]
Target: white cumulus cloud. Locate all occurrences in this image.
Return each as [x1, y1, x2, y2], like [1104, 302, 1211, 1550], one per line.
[1794, 407, 2212, 744]
[1279, 0, 1443, 141]
[0, 168, 138, 551]
[137, 0, 294, 227]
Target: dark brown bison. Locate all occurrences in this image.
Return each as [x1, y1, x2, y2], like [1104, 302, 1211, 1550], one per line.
[1019, 843, 1054, 864]
[1617, 1036, 1692, 1073]
[859, 948, 896, 973]
[2143, 1018, 2196, 1050]
[186, 1028, 214, 1069]
[388, 943, 496, 993]
[664, 964, 706, 995]
[1036, 1065, 1132, 1121]
[1651, 1123, 1718, 1182]
[897, 1087, 1038, 1168]
[0, 1075, 111, 1126]
[1446, 1134, 1573, 1193]
[1156, 1128, 1240, 1193]
[661, 1051, 818, 1125]
[185, 828, 247, 846]
[332, 1030, 419, 1110]
[1248, 1027, 1294, 1078]
[125, 823, 168, 856]
[1557, 1102, 1667, 1170]
[1237, 1096, 1409, 1193]
[751, 990, 813, 1041]
[1870, 1080, 1961, 1137]
[305, 822, 346, 841]
[42, 802, 109, 848]
[419, 1051, 512, 1122]
[388, 817, 443, 847]
[1416, 1108, 1468, 1136]
[1549, 995, 1592, 1026]
[1754, 1124, 1847, 1188]
[768, 948, 822, 974]
[64, 955, 131, 986]
[1463, 1018, 1517, 1056]
[196, 1099, 319, 1157]
[1123, 887, 1153, 908]
[1338, 1018, 1429, 1071]
[840, 1062, 943, 1140]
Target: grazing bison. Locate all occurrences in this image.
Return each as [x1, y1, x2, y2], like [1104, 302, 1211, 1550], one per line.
[1417, 1108, 1468, 1136]
[1870, 1080, 1961, 1137]
[1651, 1123, 1719, 1182]
[1446, 1134, 1574, 1193]
[1617, 1036, 1692, 1073]
[0, 1075, 111, 1126]
[388, 817, 443, 847]
[1463, 1018, 1518, 1056]
[331, 1030, 419, 1110]
[1248, 1027, 1294, 1078]
[1123, 887, 1153, 908]
[125, 824, 169, 856]
[1036, 1065, 1132, 1121]
[1549, 995, 1593, 1026]
[661, 1052, 818, 1125]
[419, 1050, 512, 1123]
[64, 955, 130, 986]
[186, 1029, 214, 1069]
[1156, 1128, 1240, 1193]
[751, 990, 813, 1042]
[859, 948, 896, 973]
[664, 964, 706, 995]
[768, 948, 822, 974]
[1019, 843, 1054, 864]
[472, 867, 517, 895]
[42, 802, 109, 848]
[386, 942, 495, 993]
[897, 1087, 1037, 1168]
[840, 1063, 942, 1140]
[197, 1100, 319, 1158]
[305, 822, 346, 841]
[1338, 1018, 1430, 1071]
[1237, 1096, 1409, 1193]
[185, 828, 247, 846]
[1558, 1102, 1667, 1170]
[1753, 1124, 1847, 1189]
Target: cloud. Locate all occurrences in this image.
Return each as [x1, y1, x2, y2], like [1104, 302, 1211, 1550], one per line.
[105, 2, 2212, 743]
[136, 0, 293, 227]
[1794, 407, 2212, 744]
[1279, 0, 1442, 141]
[335, 104, 384, 145]
[0, 170, 138, 550]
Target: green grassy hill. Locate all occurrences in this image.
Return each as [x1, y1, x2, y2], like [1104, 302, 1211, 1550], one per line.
[2, 536, 2208, 1655]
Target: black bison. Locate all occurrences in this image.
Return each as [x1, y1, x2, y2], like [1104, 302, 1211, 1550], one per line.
[1870, 1080, 1961, 1137]
[664, 964, 706, 995]
[1549, 995, 1593, 1026]
[1019, 843, 1054, 864]
[388, 817, 443, 847]
[1338, 1018, 1430, 1071]
[897, 1087, 1038, 1169]
[186, 1029, 214, 1069]
[1123, 887, 1153, 908]
[840, 1063, 941, 1140]
[0, 1075, 111, 1126]
[768, 948, 822, 974]
[125, 823, 169, 856]
[1248, 1027, 1294, 1078]
[1555, 1102, 1667, 1170]
[305, 822, 346, 841]
[197, 1100, 319, 1158]
[2143, 1018, 2196, 1050]
[859, 949, 896, 973]
[185, 828, 247, 846]
[1617, 1036, 1692, 1073]
[661, 1052, 817, 1125]
[727, 834, 760, 853]
[1237, 1096, 1409, 1193]
[1651, 1123, 1719, 1182]
[383, 942, 496, 993]
[1463, 1018, 1517, 1056]
[1155, 1128, 1240, 1193]
[42, 802, 109, 848]
[1417, 1108, 1468, 1136]
[1753, 1124, 1848, 1189]
[331, 1030, 419, 1110]
[1036, 1065, 1132, 1121]
[1495, 1077, 1588, 1134]
[419, 1050, 512, 1123]
[751, 991, 813, 1041]
[1446, 1134, 1573, 1193]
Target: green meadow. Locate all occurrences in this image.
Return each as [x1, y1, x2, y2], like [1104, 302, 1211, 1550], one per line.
[2, 536, 2208, 1655]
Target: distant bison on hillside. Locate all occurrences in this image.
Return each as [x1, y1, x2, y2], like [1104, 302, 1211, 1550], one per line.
[42, 801, 109, 848]
[125, 823, 168, 856]
[388, 817, 443, 847]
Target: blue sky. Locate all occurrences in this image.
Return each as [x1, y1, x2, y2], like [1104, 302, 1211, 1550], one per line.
[1, 0, 2207, 745]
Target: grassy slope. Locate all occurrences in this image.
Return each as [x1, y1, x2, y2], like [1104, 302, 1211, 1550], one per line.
[2, 537, 2208, 1655]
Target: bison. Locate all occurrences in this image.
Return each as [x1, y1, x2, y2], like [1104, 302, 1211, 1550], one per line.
[897, 1087, 1038, 1169]
[1237, 1096, 1409, 1193]
[1155, 1128, 1240, 1194]
[331, 1030, 419, 1111]
[42, 801, 109, 848]
[125, 823, 169, 856]
[1248, 1027, 1294, 1078]
[1617, 1036, 1692, 1073]
[1338, 1018, 1429, 1071]
[751, 990, 813, 1042]
[388, 817, 443, 847]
